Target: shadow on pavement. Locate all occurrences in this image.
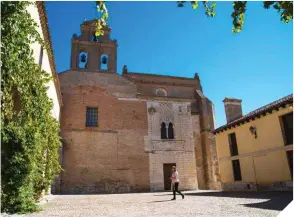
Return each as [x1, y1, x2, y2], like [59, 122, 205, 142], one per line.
[185, 191, 293, 211]
[153, 194, 173, 196]
[149, 199, 173, 203]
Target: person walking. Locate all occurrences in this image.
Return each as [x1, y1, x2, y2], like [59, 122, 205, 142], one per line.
[170, 166, 184, 200]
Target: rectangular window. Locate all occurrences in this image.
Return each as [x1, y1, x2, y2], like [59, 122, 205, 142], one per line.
[287, 150, 293, 180]
[39, 46, 43, 68]
[228, 133, 239, 156]
[232, 159, 242, 181]
[281, 112, 293, 145]
[85, 107, 98, 127]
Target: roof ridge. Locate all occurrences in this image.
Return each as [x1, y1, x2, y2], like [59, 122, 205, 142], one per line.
[243, 94, 292, 117]
[125, 72, 197, 80]
[213, 94, 293, 134]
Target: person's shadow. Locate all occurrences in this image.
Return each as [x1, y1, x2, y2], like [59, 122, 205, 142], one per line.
[148, 199, 173, 203]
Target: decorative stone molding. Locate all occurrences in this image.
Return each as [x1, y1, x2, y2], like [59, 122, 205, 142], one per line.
[148, 106, 156, 115]
[72, 34, 78, 40]
[152, 140, 185, 151]
[122, 65, 128, 74]
[155, 88, 167, 97]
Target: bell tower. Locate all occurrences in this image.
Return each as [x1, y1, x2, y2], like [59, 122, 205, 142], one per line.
[70, 20, 118, 73]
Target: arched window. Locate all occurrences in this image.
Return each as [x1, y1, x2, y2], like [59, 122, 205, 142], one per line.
[92, 32, 99, 42]
[168, 122, 174, 139]
[100, 54, 108, 70]
[156, 88, 167, 97]
[78, 52, 88, 69]
[161, 122, 167, 139]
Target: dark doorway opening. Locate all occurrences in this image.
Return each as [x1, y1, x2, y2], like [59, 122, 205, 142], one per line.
[163, 163, 176, 191]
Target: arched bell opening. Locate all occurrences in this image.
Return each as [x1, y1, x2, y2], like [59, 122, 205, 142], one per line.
[78, 52, 88, 69]
[100, 54, 108, 70]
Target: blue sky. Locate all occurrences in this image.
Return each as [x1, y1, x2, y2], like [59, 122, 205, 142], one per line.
[46, 1, 293, 127]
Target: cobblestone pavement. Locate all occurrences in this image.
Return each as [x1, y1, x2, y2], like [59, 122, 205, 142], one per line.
[24, 191, 292, 217]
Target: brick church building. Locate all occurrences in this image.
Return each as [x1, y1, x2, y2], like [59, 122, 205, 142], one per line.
[56, 20, 221, 194]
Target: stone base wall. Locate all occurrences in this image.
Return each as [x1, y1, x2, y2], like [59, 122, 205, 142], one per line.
[60, 181, 150, 194]
[222, 181, 293, 191]
[51, 179, 61, 194]
[149, 151, 198, 191]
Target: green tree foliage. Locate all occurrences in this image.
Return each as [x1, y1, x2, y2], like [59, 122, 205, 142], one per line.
[1, 1, 61, 213]
[95, 1, 292, 35]
[95, 1, 109, 36]
[180, 1, 293, 33]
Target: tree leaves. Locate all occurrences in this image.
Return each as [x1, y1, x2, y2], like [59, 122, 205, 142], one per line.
[95, 1, 108, 36]
[176, 1, 292, 33]
[231, 1, 247, 34]
[1, 1, 61, 213]
[202, 1, 216, 17]
[191, 1, 199, 9]
[177, 1, 216, 16]
[149, 1, 293, 34]
[263, 1, 293, 24]
[93, 1, 292, 35]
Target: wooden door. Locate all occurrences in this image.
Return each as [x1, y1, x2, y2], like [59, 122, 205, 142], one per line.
[163, 163, 176, 191]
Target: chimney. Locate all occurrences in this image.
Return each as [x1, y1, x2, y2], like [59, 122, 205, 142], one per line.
[223, 98, 243, 123]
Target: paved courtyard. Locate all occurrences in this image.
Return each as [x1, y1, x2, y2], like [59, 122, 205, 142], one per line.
[25, 191, 292, 217]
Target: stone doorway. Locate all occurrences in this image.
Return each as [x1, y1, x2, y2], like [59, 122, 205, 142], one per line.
[163, 163, 176, 191]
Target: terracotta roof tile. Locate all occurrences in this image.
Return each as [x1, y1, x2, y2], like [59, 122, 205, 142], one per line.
[213, 94, 293, 134]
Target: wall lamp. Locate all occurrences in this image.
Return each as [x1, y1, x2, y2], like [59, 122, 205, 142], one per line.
[249, 126, 257, 139]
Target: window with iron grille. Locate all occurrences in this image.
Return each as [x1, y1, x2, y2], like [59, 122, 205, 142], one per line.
[232, 159, 242, 181]
[86, 107, 98, 127]
[228, 133, 239, 156]
[281, 112, 293, 145]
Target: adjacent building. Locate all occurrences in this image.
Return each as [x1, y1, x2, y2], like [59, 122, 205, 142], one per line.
[57, 20, 221, 194]
[28, 2, 62, 120]
[213, 95, 293, 191]
[27, 2, 63, 194]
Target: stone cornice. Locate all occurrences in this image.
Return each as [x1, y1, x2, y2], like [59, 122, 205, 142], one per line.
[72, 40, 117, 47]
[125, 72, 198, 81]
[138, 95, 193, 102]
[132, 80, 197, 87]
[122, 72, 201, 88]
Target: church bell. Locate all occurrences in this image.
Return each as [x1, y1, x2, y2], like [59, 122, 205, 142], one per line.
[80, 54, 87, 63]
[101, 56, 108, 64]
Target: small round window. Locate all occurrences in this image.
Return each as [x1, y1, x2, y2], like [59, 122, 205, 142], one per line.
[156, 88, 167, 97]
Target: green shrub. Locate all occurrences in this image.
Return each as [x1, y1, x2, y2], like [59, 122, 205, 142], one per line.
[1, 1, 61, 214]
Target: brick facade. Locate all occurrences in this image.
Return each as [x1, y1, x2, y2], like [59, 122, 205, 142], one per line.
[56, 20, 221, 194]
[58, 79, 149, 193]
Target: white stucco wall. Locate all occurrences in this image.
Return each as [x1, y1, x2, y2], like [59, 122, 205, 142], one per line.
[27, 3, 60, 121]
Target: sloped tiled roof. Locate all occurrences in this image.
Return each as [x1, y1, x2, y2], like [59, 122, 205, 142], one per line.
[213, 94, 293, 134]
[36, 2, 63, 106]
[122, 72, 201, 87]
